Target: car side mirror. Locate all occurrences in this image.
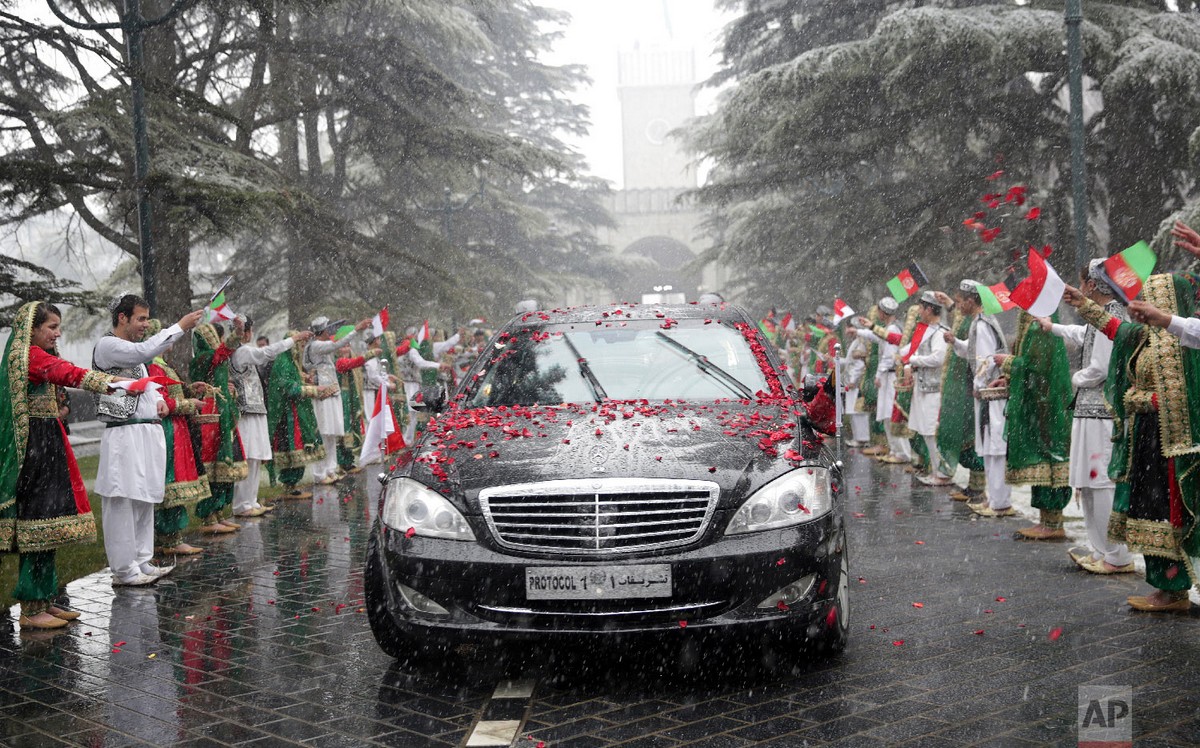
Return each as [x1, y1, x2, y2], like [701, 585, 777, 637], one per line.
[411, 384, 447, 413]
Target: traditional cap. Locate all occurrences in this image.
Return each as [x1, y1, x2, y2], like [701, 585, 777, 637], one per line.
[918, 290, 942, 309]
[878, 297, 898, 315]
[310, 316, 330, 333]
[326, 318, 348, 335]
[1087, 258, 1121, 298]
[959, 279, 982, 294]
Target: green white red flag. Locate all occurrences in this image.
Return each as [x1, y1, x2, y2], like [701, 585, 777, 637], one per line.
[205, 291, 236, 323]
[371, 306, 389, 339]
[975, 279, 1017, 315]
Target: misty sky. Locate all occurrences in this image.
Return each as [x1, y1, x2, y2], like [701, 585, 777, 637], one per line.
[539, 0, 732, 189]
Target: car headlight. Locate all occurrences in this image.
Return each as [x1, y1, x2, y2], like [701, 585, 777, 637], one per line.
[382, 478, 476, 541]
[726, 467, 833, 534]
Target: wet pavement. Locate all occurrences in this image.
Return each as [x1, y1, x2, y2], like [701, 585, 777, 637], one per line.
[2, 451, 1198, 747]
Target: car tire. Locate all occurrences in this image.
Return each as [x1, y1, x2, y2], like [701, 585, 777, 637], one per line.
[365, 524, 419, 661]
[813, 550, 850, 655]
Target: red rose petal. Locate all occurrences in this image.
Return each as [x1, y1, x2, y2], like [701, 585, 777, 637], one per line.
[1166, 565, 1180, 580]
[912, 602, 924, 608]
[825, 607, 838, 628]
[974, 629, 985, 636]
[1049, 627, 1063, 641]
[995, 596, 1006, 602]
[405, 527, 416, 539]
[678, 620, 687, 628]
[892, 640, 905, 647]
[915, 541, 925, 545]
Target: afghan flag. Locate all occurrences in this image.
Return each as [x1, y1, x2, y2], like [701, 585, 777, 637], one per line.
[1100, 241, 1156, 304]
[1009, 249, 1065, 318]
[204, 291, 236, 323]
[780, 312, 794, 332]
[975, 280, 1018, 315]
[371, 306, 389, 339]
[334, 324, 355, 342]
[886, 262, 929, 303]
[832, 299, 855, 325]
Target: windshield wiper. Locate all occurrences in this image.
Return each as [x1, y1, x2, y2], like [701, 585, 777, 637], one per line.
[562, 333, 608, 402]
[654, 332, 755, 400]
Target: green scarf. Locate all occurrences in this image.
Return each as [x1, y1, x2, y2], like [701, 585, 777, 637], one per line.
[0, 301, 38, 518]
[190, 323, 246, 483]
[1004, 311, 1072, 486]
[267, 335, 323, 470]
[937, 311, 976, 469]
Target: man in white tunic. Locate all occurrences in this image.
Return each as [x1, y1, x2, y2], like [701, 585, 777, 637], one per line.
[853, 298, 904, 460]
[362, 334, 397, 420]
[93, 295, 203, 586]
[230, 319, 312, 516]
[838, 331, 870, 447]
[1047, 261, 1134, 572]
[945, 281, 1013, 516]
[905, 291, 952, 485]
[398, 326, 461, 444]
[304, 316, 371, 483]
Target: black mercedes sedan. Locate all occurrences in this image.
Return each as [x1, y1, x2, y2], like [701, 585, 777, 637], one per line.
[365, 302, 847, 660]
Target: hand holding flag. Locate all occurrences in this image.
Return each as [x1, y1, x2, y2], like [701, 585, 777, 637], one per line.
[359, 385, 405, 466]
[205, 290, 236, 323]
[371, 306, 389, 339]
[108, 375, 181, 393]
[1098, 241, 1156, 304]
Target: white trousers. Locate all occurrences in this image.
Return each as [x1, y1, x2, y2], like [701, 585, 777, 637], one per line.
[233, 458, 265, 514]
[923, 435, 950, 478]
[849, 414, 869, 443]
[887, 433, 912, 461]
[985, 454, 1012, 509]
[102, 497, 155, 581]
[313, 435, 339, 480]
[1080, 487, 1132, 566]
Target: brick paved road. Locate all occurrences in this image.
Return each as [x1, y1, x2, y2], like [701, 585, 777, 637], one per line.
[2, 452, 1197, 747]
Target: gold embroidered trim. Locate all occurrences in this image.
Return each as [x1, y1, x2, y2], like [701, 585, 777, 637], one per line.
[163, 475, 210, 508]
[80, 370, 114, 394]
[1142, 275, 1198, 458]
[273, 445, 325, 470]
[1109, 513, 1188, 560]
[1076, 298, 1113, 331]
[208, 461, 249, 484]
[14, 512, 97, 553]
[28, 389, 58, 418]
[1124, 389, 1156, 414]
[1005, 461, 1070, 487]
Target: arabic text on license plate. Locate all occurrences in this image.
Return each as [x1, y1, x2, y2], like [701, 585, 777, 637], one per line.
[525, 564, 672, 600]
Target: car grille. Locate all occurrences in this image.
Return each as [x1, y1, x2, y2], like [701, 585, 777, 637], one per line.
[478, 478, 720, 555]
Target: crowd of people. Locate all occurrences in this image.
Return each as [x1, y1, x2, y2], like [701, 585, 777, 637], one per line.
[0, 295, 487, 629]
[767, 221, 1200, 615]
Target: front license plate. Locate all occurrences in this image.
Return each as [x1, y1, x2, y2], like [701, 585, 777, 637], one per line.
[525, 564, 672, 600]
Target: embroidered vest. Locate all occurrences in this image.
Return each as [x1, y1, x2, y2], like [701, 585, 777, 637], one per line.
[914, 331, 942, 394]
[92, 332, 143, 423]
[232, 354, 267, 416]
[1075, 301, 1127, 419]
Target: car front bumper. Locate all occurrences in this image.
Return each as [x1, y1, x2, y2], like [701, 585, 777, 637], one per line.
[373, 513, 846, 641]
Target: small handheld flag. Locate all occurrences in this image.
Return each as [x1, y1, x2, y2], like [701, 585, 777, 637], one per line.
[1009, 249, 1065, 317]
[204, 291, 236, 323]
[109, 375, 181, 394]
[359, 385, 404, 466]
[416, 320, 430, 344]
[832, 299, 855, 325]
[887, 262, 929, 303]
[1099, 241, 1156, 304]
[975, 281, 1017, 315]
[334, 324, 355, 342]
[371, 306, 389, 339]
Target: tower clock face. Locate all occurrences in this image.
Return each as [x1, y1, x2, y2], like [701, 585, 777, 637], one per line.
[644, 118, 670, 145]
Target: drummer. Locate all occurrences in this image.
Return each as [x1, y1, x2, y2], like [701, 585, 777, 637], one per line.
[945, 280, 1012, 516]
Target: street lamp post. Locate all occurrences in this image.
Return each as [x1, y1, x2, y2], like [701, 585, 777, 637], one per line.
[415, 167, 486, 244]
[1065, 0, 1090, 275]
[46, 0, 195, 314]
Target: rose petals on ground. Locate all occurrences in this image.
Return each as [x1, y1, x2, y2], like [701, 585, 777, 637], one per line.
[1049, 627, 1063, 641]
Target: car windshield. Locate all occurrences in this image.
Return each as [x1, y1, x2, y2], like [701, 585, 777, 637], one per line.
[465, 319, 772, 406]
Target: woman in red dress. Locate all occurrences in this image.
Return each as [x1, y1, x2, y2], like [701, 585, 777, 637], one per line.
[0, 302, 118, 629]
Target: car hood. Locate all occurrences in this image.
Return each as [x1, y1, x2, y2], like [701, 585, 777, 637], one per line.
[401, 399, 823, 511]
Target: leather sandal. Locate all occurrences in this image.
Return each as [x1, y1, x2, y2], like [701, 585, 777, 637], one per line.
[1127, 595, 1191, 612]
[19, 613, 69, 629]
[47, 606, 80, 621]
